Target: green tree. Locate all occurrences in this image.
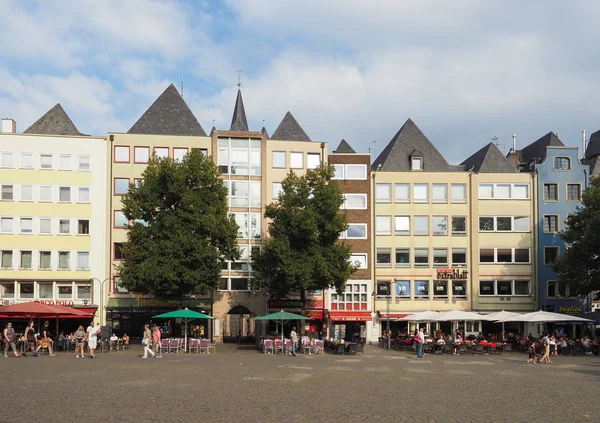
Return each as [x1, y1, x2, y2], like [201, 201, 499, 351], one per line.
[252, 165, 357, 305]
[553, 177, 600, 299]
[118, 149, 239, 299]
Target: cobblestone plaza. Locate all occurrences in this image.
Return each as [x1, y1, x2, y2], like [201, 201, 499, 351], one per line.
[1, 345, 598, 423]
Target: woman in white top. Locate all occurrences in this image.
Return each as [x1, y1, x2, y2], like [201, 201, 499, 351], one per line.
[85, 322, 100, 359]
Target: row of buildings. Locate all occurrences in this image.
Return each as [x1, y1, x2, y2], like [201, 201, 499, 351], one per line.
[0, 84, 595, 342]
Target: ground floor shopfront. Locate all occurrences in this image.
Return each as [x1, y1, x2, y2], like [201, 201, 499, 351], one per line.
[327, 311, 374, 343]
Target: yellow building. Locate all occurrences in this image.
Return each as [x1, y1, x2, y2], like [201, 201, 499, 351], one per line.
[0, 105, 108, 320]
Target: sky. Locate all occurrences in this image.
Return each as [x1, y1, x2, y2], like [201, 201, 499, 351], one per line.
[1, 0, 600, 163]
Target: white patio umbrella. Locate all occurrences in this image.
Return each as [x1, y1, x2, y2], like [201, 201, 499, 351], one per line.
[499, 310, 593, 323]
[432, 310, 494, 322]
[485, 310, 523, 335]
[395, 310, 441, 322]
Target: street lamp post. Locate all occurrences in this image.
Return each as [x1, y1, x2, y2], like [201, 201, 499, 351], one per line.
[90, 277, 113, 326]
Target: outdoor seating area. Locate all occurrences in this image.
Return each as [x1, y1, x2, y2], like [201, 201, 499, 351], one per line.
[259, 336, 324, 355]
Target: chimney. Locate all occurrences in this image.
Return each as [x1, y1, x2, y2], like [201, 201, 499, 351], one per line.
[1, 118, 16, 133]
[582, 129, 587, 159]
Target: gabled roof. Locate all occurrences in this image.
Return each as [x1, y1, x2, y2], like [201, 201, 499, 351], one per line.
[519, 132, 564, 163]
[461, 142, 517, 173]
[271, 111, 311, 141]
[24, 103, 83, 136]
[585, 129, 600, 158]
[583, 156, 600, 177]
[230, 89, 248, 131]
[261, 126, 269, 139]
[128, 84, 207, 136]
[333, 139, 356, 153]
[372, 118, 451, 171]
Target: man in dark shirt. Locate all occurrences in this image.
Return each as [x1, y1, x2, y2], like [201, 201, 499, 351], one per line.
[35, 321, 55, 356]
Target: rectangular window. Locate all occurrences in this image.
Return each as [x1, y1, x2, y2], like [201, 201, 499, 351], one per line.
[414, 280, 429, 298]
[78, 219, 90, 235]
[0, 152, 13, 168]
[432, 184, 448, 203]
[20, 218, 33, 234]
[39, 218, 51, 234]
[395, 248, 410, 267]
[173, 148, 188, 162]
[0, 281, 15, 298]
[514, 216, 530, 232]
[497, 280, 513, 296]
[433, 280, 448, 298]
[272, 151, 286, 168]
[250, 181, 261, 208]
[544, 246, 559, 265]
[432, 216, 447, 235]
[497, 248, 512, 263]
[344, 194, 367, 209]
[451, 184, 467, 203]
[59, 219, 70, 234]
[59, 155, 71, 170]
[114, 211, 128, 228]
[413, 184, 429, 202]
[20, 153, 33, 169]
[345, 164, 367, 180]
[478, 184, 493, 199]
[376, 249, 391, 267]
[40, 154, 53, 169]
[234, 213, 248, 239]
[78, 187, 90, 203]
[433, 248, 448, 266]
[307, 153, 320, 169]
[20, 185, 33, 201]
[19, 282, 34, 298]
[395, 281, 411, 298]
[376, 216, 391, 235]
[514, 249, 530, 263]
[452, 248, 467, 266]
[496, 217, 512, 232]
[413, 216, 429, 236]
[39, 251, 51, 270]
[394, 216, 410, 235]
[20, 251, 32, 269]
[394, 183, 410, 202]
[1, 217, 13, 233]
[411, 157, 423, 170]
[479, 281, 495, 296]
[544, 183, 558, 201]
[567, 184, 581, 201]
[350, 254, 367, 269]
[58, 252, 70, 270]
[452, 216, 466, 235]
[543, 215, 559, 233]
[375, 183, 391, 202]
[59, 186, 71, 202]
[495, 184, 511, 199]
[230, 181, 249, 207]
[57, 285, 73, 299]
[290, 152, 303, 169]
[40, 186, 52, 202]
[78, 155, 91, 171]
[554, 157, 571, 170]
[1, 251, 12, 269]
[114, 146, 130, 163]
[414, 248, 429, 267]
[154, 147, 169, 159]
[134, 146, 150, 163]
[479, 249, 494, 263]
[114, 243, 125, 260]
[77, 285, 91, 300]
[39, 283, 53, 299]
[77, 252, 90, 270]
[514, 280, 530, 296]
[1, 184, 13, 200]
[332, 164, 344, 179]
[346, 223, 367, 239]
[452, 281, 467, 298]
[479, 216, 494, 232]
[512, 184, 529, 199]
[272, 182, 282, 199]
[114, 178, 130, 195]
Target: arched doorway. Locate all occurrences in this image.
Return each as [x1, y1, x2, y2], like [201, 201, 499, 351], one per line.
[224, 305, 254, 343]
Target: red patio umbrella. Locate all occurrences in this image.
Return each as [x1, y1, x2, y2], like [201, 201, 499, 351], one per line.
[0, 302, 93, 331]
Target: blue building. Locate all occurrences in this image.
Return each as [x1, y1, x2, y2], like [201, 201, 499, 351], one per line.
[511, 132, 588, 317]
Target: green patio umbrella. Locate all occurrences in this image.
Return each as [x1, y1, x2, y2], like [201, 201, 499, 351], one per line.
[254, 310, 311, 340]
[153, 308, 214, 352]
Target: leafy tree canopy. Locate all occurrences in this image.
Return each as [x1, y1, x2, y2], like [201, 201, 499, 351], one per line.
[553, 176, 600, 299]
[252, 165, 357, 300]
[118, 149, 239, 299]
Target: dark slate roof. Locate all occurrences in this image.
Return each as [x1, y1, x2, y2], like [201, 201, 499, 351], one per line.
[271, 111, 311, 141]
[371, 118, 451, 171]
[128, 84, 207, 136]
[261, 126, 269, 139]
[583, 156, 600, 177]
[519, 132, 564, 163]
[333, 139, 356, 153]
[460, 142, 517, 173]
[24, 103, 83, 136]
[230, 89, 249, 131]
[585, 129, 600, 158]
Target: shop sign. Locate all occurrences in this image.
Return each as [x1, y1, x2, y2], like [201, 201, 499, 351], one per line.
[545, 303, 584, 315]
[37, 300, 74, 307]
[436, 269, 468, 280]
[268, 299, 303, 309]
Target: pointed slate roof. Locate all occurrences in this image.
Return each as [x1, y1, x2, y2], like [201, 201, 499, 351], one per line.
[372, 118, 451, 171]
[271, 111, 311, 142]
[230, 89, 248, 131]
[333, 139, 356, 153]
[261, 126, 269, 139]
[128, 84, 207, 136]
[519, 131, 564, 163]
[585, 129, 600, 158]
[461, 142, 517, 173]
[24, 103, 83, 136]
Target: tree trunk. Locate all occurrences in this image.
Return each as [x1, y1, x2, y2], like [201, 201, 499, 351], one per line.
[300, 288, 306, 336]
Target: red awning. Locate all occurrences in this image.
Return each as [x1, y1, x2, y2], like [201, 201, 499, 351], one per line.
[305, 310, 323, 319]
[329, 311, 372, 322]
[379, 313, 408, 319]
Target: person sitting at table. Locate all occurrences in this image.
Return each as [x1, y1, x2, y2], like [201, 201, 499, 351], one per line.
[582, 336, 593, 355]
[476, 332, 485, 341]
[110, 333, 119, 350]
[558, 337, 568, 356]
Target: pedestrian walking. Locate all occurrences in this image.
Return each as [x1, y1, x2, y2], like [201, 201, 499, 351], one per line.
[142, 324, 155, 358]
[415, 328, 425, 359]
[75, 325, 86, 358]
[35, 321, 55, 356]
[153, 325, 162, 358]
[527, 340, 537, 365]
[290, 327, 298, 356]
[23, 321, 38, 357]
[540, 333, 552, 364]
[3, 322, 20, 358]
[85, 321, 100, 359]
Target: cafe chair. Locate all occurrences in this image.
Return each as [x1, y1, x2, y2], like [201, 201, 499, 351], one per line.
[263, 339, 274, 354]
[188, 339, 199, 354]
[274, 340, 284, 354]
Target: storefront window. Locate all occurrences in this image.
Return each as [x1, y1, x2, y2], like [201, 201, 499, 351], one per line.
[0, 282, 15, 298]
[452, 281, 467, 298]
[19, 282, 34, 299]
[479, 281, 494, 296]
[433, 280, 448, 298]
[38, 283, 53, 299]
[376, 281, 390, 297]
[414, 281, 429, 299]
[395, 281, 410, 298]
[58, 285, 73, 299]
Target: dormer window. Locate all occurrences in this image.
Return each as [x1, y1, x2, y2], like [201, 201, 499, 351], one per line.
[553, 157, 571, 170]
[411, 156, 423, 171]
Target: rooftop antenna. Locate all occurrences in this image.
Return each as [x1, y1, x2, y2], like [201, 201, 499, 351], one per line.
[236, 70, 243, 88]
[181, 70, 184, 98]
[491, 135, 508, 154]
[373, 140, 377, 159]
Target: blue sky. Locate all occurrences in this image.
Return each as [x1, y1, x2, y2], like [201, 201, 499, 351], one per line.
[1, 0, 600, 163]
